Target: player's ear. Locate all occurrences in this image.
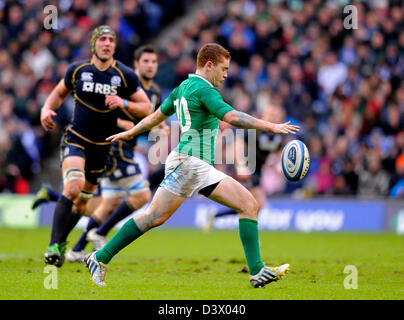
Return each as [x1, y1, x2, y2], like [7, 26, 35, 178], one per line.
[206, 61, 214, 71]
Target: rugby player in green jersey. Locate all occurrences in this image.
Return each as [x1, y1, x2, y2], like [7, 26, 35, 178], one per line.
[85, 43, 300, 288]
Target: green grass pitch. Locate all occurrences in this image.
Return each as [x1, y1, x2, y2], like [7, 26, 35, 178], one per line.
[0, 227, 403, 300]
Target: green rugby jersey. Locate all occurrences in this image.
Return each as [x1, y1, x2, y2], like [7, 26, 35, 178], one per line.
[160, 73, 234, 164]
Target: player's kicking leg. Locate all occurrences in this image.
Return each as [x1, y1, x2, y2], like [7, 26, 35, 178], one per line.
[84, 187, 185, 286]
[207, 176, 290, 288]
[203, 182, 267, 233]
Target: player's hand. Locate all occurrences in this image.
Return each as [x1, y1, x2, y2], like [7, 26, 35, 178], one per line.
[105, 95, 124, 110]
[40, 107, 57, 131]
[106, 131, 133, 142]
[272, 121, 300, 135]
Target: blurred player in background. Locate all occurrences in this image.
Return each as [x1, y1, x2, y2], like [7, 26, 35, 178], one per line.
[67, 45, 166, 261]
[40, 25, 151, 267]
[84, 43, 299, 288]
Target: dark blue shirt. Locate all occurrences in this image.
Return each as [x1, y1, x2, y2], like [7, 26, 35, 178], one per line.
[64, 59, 142, 143]
[107, 79, 162, 176]
[141, 80, 161, 112]
[116, 79, 162, 148]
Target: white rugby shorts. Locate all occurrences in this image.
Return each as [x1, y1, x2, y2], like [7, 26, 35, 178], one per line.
[101, 173, 149, 198]
[160, 151, 227, 198]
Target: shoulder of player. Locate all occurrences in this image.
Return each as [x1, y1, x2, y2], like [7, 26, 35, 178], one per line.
[65, 59, 92, 86]
[194, 84, 219, 97]
[67, 59, 92, 74]
[112, 60, 137, 76]
[188, 73, 215, 88]
[150, 81, 161, 94]
[69, 59, 91, 67]
[112, 60, 139, 89]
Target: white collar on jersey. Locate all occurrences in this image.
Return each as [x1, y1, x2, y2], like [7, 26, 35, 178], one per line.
[189, 73, 214, 87]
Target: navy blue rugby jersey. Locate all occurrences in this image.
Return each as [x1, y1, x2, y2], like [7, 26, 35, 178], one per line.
[117, 79, 161, 123]
[116, 79, 162, 148]
[107, 79, 162, 173]
[64, 59, 142, 143]
[141, 80, 161, 112]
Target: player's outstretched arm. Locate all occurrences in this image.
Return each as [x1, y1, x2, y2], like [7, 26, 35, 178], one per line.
[222, 110, 300, 135]
[106, 108, 168, 142]
[40, 79, 71, 131]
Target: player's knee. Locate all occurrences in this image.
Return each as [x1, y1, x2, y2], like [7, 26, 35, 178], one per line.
[63, 169, 85, 199]
[73, 189, 95, 215]
[109, 198, 123, 211]
[252, 197, 260, 214]
[143, 189, 152, 203]
[95, 199, 119, 215]
[127, 189, 151, 209]
[64, 182, 83, 199]
[242, 197, 259, 219]
[73, 200, 87, 215]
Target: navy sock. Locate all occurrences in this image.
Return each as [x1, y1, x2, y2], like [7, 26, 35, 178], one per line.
[60, 212, 82, 243]
[49, 195, 73, 245]
[215, 209, 238, 218]
[72, 217, 100, 252]
[48, 190, 61, 202]
[96, 200, 134, 236]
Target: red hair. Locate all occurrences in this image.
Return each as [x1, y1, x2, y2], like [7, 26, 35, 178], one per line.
[197, 43, 231, 69]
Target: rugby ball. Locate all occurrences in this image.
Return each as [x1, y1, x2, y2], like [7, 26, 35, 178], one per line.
[281, 139, 310, 182]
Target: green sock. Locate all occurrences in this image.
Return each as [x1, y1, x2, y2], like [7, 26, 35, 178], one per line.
[238, 218, 265, 275]
[96, 218, 143, 264]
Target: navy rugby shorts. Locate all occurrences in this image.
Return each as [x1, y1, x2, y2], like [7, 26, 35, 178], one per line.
[60, 129, 110, 185]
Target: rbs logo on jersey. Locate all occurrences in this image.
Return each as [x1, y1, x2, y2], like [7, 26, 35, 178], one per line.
[82, 81, 118, 95]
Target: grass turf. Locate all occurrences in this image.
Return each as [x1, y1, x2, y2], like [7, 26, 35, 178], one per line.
[0, 227, 403, 300]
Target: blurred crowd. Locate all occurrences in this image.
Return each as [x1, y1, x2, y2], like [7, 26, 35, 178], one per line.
[1, 0, 404, 199]
[0, 0, 187, 193]
[153, 0, 404, 199]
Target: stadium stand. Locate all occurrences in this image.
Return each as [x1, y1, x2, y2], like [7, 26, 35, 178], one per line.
[1, 0, 404, 199]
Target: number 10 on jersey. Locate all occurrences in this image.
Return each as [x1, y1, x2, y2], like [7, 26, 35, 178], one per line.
[174, 97, 191, 132]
